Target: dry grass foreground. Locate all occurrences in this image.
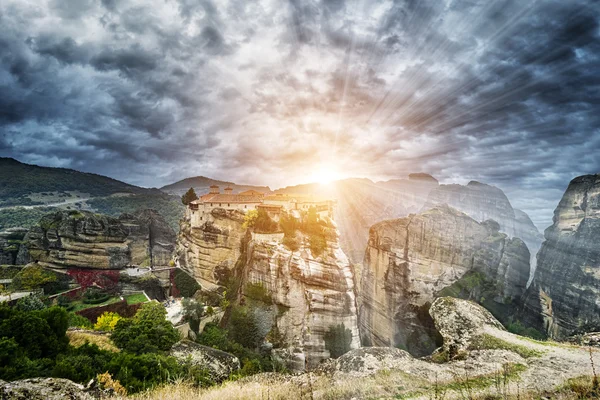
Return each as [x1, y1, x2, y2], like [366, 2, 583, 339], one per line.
[67, 329, 120, 353]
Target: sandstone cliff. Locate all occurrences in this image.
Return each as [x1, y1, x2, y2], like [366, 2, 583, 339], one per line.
[359, 205, 530, 356]
[522, 174, 600, 338]
[0, 228, 27, 265]
[17, 210, 175, 269]
[240, 234, 360, 369]
[176, 208, 247, 290]
[422, 181, 543, 280]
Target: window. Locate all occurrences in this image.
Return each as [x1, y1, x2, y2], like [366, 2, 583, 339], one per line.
[219, 203, 221, 206]
[228, 203, 230, 207]
[245, 205, 247, 209]
[200, 217, 203, 221]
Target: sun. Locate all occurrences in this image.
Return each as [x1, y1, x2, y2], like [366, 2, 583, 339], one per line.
[312, 164, 341, 185]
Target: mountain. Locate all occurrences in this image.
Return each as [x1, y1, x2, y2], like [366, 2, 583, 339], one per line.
[422, 181, 544, 282]
[522, 174, 600, 338]
[160, 176, 270, 196]
[359, 205, 531, 356]
[275, 174, 440, 264]
[0, 158, 183, 231]
[0, 157, 158, 206]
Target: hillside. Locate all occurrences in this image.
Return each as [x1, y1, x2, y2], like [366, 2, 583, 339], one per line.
[161, 176, 270, 196]
[0, 158, 183, 231]
[0, 158, 161, 207]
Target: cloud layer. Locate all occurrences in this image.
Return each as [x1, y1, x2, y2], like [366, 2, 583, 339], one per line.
[1, 0, 599, 229]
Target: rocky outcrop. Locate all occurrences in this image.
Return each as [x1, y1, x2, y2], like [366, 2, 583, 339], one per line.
[336, 175, 439, 264]
[0, 228, 27, 265]
[422, 181, 543, 280]
[176, 208, 247, 290]
[359, 205, 530, 356]
[430, 297, 506, 356]
[242, 234, 361, 370]
[17, 210, 175, 269]
[523, 174, 600, 338]
[0, 378, 93, 400]
[170, 340, 240, 381]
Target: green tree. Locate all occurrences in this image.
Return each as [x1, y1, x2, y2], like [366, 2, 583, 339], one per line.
[12, 265, 57, 290]
[324, 323, 352, 358]
[111, 302, 180, 354]
[181, 187, 198, 205]
[94, 312, 122, 331]
[242, 209, 258, 229]
[173, 269, 201, 298]
[182, 298, 204, 333]
[15, 294, 47, 311]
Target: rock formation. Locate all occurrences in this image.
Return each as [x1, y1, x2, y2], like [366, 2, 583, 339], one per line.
[241, 234, 361, 370]
[176, 208, 247, 290]
[170, 340, 240, 381]
[522, 174, 600, 338]
[359, 205, 530, 356]
[422, 181, 543, 280]
[17, 210, 175, 269]
[0, 378, 93, 400]
[0, 228, 27, 265]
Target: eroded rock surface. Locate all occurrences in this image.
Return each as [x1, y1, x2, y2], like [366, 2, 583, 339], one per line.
[0, 377, 92, 400]
[170, 340, 240, 381]
[176, 208, 246, 290]
[0, 228, 27, 265]
[422, 181, 543, 280]
[243, 237, 361, 370]
[523, 174, 600, 338]
[17, 210, 175, 269]
[359, 205, 530, 356]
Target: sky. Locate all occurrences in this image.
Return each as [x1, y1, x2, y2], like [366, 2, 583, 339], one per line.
[0, 0, 599, 230]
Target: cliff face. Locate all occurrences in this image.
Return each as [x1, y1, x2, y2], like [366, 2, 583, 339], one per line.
[335, 175, 439, 264]
[0, 228, 28, 265]
[17, 210, 175, 269]
[176, 208, 247, 290]
[422, 181, 543, 281]
[241, 235, 360, 369]
[523, 174, 600, 338]
[359, 206, 530, 356]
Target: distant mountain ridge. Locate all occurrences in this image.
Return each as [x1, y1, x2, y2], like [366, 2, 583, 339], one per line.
[160, 176, 270, 196]
[0, 157, 159, 206]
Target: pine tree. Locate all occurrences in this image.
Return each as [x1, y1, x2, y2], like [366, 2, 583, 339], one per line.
[181, 187, 198, 205]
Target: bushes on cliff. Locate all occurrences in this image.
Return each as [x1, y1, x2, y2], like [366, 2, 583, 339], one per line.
[243, 209, 278, 233]
[12, 264, 57, 290]
[173, 268, 201, 298]
[111, 302, 180, 354]
[324, 323, 352, 358]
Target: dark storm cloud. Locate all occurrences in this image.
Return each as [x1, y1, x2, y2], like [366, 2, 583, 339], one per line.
[1, 0, 599, 228]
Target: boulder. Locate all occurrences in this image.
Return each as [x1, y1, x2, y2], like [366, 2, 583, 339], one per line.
[169, 340, 240, 382]
[0, 377, 93, 400]
[331, 347, 413, 374]
[429, 297, 505, 357]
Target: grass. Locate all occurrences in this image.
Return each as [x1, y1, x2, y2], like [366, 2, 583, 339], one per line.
[125, 293, 148, 305]
[69, 296, 121, 312]
[469, 334, 544, 358]
[67, 330, 120, 352]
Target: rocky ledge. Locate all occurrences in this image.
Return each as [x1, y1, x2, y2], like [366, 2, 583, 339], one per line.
[16, 209, 175, 269]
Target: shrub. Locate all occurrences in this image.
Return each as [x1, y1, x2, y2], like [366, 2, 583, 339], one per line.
[68, 312, 93, 329]
[15, 294, 47, 311]
[324, 323, 352, 358]
[97, 372, 127, 396]
[82, 287, 111, 304]
[173, 269, 201, 298]
[111, 302, 180, 354]
[228, 306, 271, 350]
[12, 265, 57, 290]
[282, 236, 299, 251]
[244, 282, 272, 304]
[94, 312, 123, 331]
[309, 234, 327, 257]
[182, 298, 204, 333]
